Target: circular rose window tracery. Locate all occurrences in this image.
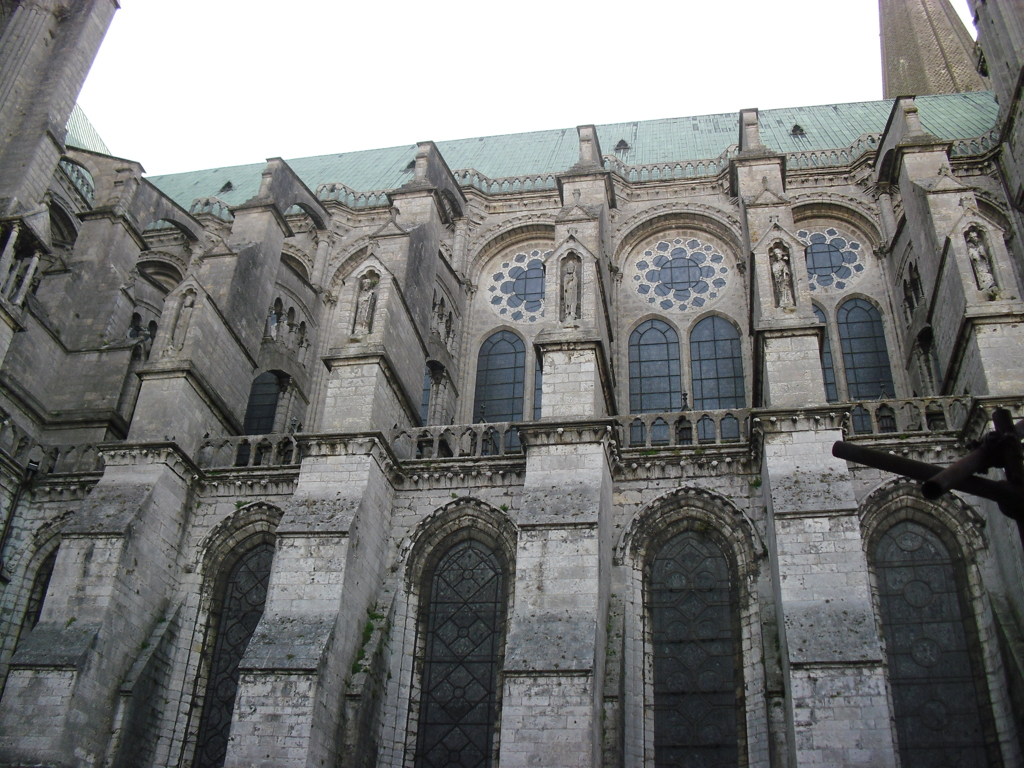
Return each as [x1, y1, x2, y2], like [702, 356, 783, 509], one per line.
[486, 248, 550, 322]
[630, 237, 730, 312]
[797, 227, 865, 292]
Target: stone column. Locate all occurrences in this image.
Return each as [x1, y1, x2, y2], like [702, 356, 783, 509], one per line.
[760, 412, 897, 767]
[502, 422, 615, 768]
[0, 445, 198, 767]
[224, 435, 397, 768]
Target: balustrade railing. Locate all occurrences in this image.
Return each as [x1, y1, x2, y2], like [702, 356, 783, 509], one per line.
[843, 397, 968, 438]
[619, 410, 750, 449]
[58, 158, 95, 205]
[390, 423, 522, 461]
[316, 182, 391, 209]
[950, 129, 1000, 157]
[196, 434, 301, 470]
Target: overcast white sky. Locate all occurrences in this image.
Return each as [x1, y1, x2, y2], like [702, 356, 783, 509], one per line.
[76, 0, 977, 177]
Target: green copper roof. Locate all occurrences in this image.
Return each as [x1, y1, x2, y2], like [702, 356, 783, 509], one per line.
[148, 91, 1000, 211]
[65, 104, 110, 155]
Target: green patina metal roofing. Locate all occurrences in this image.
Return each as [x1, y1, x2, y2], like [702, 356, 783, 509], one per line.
[146, 91, 1000, 211]
[65, 104, 110, 155]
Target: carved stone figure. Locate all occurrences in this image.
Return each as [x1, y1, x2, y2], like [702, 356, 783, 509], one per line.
[562, 257, 581, 322]
[352, 276, 377, 336]
[966, 227, 996, 292]
[769, 244, 795, 308]
[164, 290, 195, 356]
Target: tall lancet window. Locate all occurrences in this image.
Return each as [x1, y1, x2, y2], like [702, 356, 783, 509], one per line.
[473, 331, 525, 424]
[193, 540, 274, 768]
[690, 316, 744, 410]
[650, 530, 740, 768]
[873, 520, 994, 768]
[629, 319, 682, 413]
[837, 298, 895, 399]
[812, 305, 839, 402]
[415, 539, 507, 768]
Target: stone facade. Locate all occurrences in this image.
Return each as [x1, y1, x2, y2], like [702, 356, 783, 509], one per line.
[1, 2, 1024, 767]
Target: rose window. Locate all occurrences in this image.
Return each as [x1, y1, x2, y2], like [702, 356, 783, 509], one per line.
[487, 248, 550, 322]
[631, 238, 729, 312]
[798, 228, 864, 291]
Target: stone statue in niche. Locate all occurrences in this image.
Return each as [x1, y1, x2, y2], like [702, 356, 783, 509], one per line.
[965, 227, 997, 294]
[769, 243, 795, 308]
[561, 256, 581, 322]
[352, 274, 377, 336]
[163, 289, 196, 357]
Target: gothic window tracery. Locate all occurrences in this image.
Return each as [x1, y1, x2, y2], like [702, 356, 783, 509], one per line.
[629, 237, 731, 313]
[812, 305, 839, 402]
[629, 319, 682, 414]
[797, 227, 865, 292]
[193, 540, 274, 768]
[649, 530, 740, 768]
[837, 298, 895, 399]
[474, 331, 525, 424]
[414, 538, 507, 768]
[243, 372, 282, 435]
[485, 248, 549, 323]
[873, 519, 994, 768]
[690, 316, 744, 410]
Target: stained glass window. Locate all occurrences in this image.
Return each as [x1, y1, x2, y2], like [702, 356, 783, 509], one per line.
[415, 539, 506, 768]
[474, 331, 525, 424]
[193, 541, 274, 768]
[651, 530, 739, 768]
[243, 372, 280, 434]
[629, 319, 682, 413]
[421, 367, 432, 425]
[837, 299, 895, 399]
[690, 317, 744, 410]
[813, 306, 839, 402]
[874, 520, 992, 768]
[533, 357, 543, 420]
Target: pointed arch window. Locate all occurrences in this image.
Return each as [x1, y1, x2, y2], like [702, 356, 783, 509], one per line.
[193, 540, 274, 768]
[16, 548, 57, 649]
[650, 530, 740, 767]
[837, 298, 895, 399]
[415, 539, 508, 768]
[629, 319, 682, 413]
[812, 305, 839, 402]
[873, 520, 995, 767]
[690, 316, 744, 410]
[474, 331, 525, 424]
[243, 372, 281, 435]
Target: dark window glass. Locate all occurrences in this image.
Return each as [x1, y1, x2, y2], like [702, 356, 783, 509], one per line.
[651, 531, 739, 768]
[690, 317, 745, 410]
[630, 419, 647, 447]
[629, 320, 682, 413]
[416, 539, 506, 768]
[877, 405, 897, 433]
[193, 541, 274, 768]
[852, 404, 873, 434]
[837, 299, 895, 399]
[874, 520, 992, 768]
[812, 305, 839, 402]
[18, 548, 57, 647]
[243, 372, 280, 435]
[651, 418, 670, 445]
[474, 331, 525, 425]
[806, 239, 846, 277]
[676, 419, 693, 445]
[697, 415, 716, 443]
[421, 368, 432, 425]
[533, 357, 542, 421]
[720, 414, 740, 442]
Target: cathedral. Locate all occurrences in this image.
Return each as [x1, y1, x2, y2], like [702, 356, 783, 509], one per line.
[1, 0, 1024, 766]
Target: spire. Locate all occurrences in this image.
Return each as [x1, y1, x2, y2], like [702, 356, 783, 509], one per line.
[880, 0, 988, 98]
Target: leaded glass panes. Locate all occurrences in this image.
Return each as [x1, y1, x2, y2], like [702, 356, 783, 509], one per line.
[837, 299, 895, 399]
[533, 357, 543, 420]
[474, 331, 525, 424]
[874, 520, 991, 768]
[813, 305, 839, 402]
[690, 316, 745, 410]
[193, 541, 274, 768]
[629, 320, 682, 413]
[415, 540, 505, 768]
[243, 372, 280, 434]
[421, 367, 432, 425]
[651, 531, 739, 768]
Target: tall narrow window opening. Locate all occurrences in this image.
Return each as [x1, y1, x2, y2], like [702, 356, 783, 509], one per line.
[17, 548, 57, 648]
[812, 305, 839, 402]
[690, 316, 744, 410]
[533, 357, 543, 420]
[415, 539, 507, 768]
[629, 319, 682, 413]
[243, 372, 281, 435]
[474, 331, 525, 424]
[193, 540, 274, 768]
[874, 519, 994, 767]
[837, 298, 895, 399]
[650, 530, 740, 767]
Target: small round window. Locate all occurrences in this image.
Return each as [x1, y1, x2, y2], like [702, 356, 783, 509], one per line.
[631, 237, 730, 312]
[798, 227, 864, 291]
[486, 248, 550, 322]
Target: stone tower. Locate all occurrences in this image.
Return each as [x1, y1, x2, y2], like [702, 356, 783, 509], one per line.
[880, 0, 988, 97]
